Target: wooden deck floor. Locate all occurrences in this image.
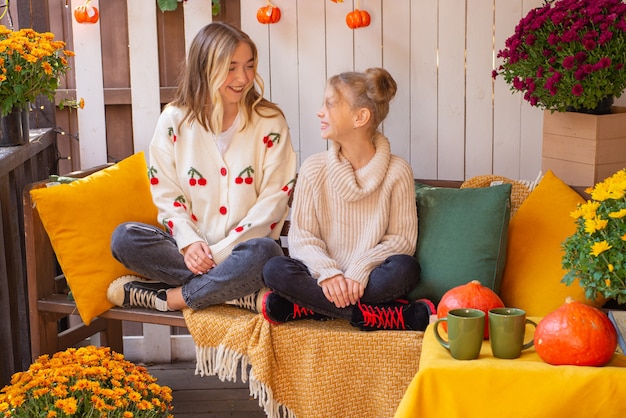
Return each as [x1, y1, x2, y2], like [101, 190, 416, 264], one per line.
[147, 362, 266, 418]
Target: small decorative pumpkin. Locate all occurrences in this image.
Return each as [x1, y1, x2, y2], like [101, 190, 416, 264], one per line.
[74, 0, 99, 24]
[437, 280, 504, 339]
[257, 1, 281, 25]
[534, 297, 617, 366]
[346, 9, 371, 29]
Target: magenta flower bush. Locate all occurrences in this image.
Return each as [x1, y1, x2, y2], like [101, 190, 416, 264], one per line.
[493, 0, 626, 112]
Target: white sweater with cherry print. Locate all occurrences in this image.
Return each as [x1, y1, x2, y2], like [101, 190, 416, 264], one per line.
[149, 105, 296, 265]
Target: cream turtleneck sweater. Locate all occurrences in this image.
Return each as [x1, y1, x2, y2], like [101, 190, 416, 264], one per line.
[288, 133, 418, 288]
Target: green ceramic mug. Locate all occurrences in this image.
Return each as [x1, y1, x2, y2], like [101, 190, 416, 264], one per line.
[433, 308, 485, 360]
[488, 307, 537, 359]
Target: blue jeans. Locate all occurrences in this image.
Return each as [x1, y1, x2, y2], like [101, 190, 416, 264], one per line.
[110, 222, 283, 310]
[263, 255, 420, 320]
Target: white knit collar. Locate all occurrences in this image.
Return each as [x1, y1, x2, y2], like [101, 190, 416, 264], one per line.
[327, 133, 391, 202]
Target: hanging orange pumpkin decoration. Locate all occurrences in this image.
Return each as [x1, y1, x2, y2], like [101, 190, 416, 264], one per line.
[257, 0, 281, 24]
[534, 297, 617, 367]
[346, 9, 371, 29]
[74, 0, 99, 24]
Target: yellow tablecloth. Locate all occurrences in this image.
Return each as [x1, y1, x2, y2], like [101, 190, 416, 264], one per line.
[395, 318, 626, 418]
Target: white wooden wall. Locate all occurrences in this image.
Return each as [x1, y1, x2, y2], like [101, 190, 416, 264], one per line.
[71, 0, 626, 181]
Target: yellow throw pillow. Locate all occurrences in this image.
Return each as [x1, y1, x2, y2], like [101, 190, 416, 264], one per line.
[30, 152, 160, 325]
[499, 170, 602, 317]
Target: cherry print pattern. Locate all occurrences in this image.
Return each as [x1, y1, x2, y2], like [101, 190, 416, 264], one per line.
[148, 166, 159, 185]
[282, 178, 296, 195]
[163, 219, 174, 234]
[262, 132, 281, 148]
[173, 195, 188, 210]
[168, 127, 177, 142]
[235, 166, 255, 184]
[187, 167, 207, 186]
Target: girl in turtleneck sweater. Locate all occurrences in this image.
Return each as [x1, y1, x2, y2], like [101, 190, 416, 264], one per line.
[262, 68, 433, 331]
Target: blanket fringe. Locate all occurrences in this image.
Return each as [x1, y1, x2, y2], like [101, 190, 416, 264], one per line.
[194, 345, 248, 382]
[194, 344, 295, 418]
[250, 370, 296, 418]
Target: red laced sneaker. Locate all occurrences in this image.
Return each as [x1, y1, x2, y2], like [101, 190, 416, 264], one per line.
[351, 298, 434, 331]
[261, 291, 329, 324]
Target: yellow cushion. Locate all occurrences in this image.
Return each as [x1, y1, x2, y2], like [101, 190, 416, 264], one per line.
[499, 170, 602, 317]
[30, 152, 160, 325]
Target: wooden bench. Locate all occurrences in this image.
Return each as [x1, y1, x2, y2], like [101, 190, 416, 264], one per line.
[22, 168, 466, 362]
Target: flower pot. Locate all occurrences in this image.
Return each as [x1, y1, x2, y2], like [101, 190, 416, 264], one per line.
[541, 106, 626, 186]
[565, 96, 614, 115]
[0, 106, 30, 147]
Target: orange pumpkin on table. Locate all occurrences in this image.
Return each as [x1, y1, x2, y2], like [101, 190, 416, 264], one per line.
[534, 297, 617, 367]
[436, 280, 505, 339]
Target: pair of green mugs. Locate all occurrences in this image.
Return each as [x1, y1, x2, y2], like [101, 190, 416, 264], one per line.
[434, 308, 537, 360]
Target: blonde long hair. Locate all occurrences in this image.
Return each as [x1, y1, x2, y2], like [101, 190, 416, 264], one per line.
[171, 22, 283, 134]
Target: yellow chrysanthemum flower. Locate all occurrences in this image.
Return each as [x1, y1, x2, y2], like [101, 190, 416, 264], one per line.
[590, 241, 612, 257]
[584, 217, 608, 234]
[579, 201, 600, 220]
[609, 208, 626, 219]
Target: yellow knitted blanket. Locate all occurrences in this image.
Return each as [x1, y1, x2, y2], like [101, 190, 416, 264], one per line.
[183, 305, 423, 418]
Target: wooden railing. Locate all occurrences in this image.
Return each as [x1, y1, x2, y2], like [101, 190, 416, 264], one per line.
[0, 129, 57, 386]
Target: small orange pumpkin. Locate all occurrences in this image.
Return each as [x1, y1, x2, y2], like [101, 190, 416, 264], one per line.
[257, 2, 281, 25]
[346, 9, 371, 29]
[437, 280, 505, 339]
[74, 0, 99, 24]
[534, 297, 617, 366]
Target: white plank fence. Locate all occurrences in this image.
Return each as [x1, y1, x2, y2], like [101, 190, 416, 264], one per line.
[69, 0, 625, 180]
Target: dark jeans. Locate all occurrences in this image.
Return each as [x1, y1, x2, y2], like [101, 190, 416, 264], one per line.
[263, 255, 420, 320]
[111, 222, 283, 310]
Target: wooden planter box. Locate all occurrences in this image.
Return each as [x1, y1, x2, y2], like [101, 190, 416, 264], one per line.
[542, 106, 626, 187]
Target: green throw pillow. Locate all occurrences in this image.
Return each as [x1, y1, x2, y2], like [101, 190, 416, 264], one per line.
[407, 183, 512, 304]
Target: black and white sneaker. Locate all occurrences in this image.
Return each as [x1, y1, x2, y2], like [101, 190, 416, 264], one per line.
[224, 287, 271, 313]
[107, 275, 171, 312]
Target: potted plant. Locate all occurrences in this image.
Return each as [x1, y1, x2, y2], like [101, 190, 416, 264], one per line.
[492, 0, 626, 114]
[0, 25, 73, 146]
[493, 0, 626, 186]
[0, 346, 174, 417]
[561, 168, 626, 305]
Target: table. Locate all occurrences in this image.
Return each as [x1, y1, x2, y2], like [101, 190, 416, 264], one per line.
[395, 318, 626, 418]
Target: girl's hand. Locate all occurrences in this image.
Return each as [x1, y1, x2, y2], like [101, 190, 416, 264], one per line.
[322, 275, 364, 308]
[183, 241, 215, 274]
